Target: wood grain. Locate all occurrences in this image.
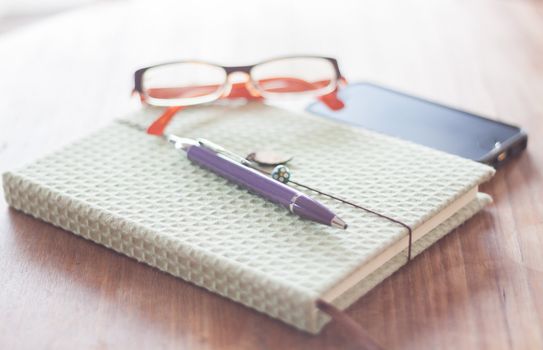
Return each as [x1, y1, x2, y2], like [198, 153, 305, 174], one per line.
[1, 1, 542, 349]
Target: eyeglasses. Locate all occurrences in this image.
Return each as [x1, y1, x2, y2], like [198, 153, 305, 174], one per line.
[133, 56, 347, 135]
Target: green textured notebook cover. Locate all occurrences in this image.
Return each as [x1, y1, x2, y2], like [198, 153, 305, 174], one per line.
[2, 104, 494, 333]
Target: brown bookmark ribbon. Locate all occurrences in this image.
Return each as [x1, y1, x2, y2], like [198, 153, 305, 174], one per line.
[316, 299, 384, 350]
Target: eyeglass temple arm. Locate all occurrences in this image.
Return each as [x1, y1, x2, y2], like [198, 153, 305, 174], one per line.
[147, 106, 183, 135]
[318, 76, 347, 111]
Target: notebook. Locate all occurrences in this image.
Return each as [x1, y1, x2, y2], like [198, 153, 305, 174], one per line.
[2, 103, 495, 333]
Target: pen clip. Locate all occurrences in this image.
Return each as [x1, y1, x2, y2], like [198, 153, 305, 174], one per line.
[197, 138, 255, 167]
[167, 135, 197, 150]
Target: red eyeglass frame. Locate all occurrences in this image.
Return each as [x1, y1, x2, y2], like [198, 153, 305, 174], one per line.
[133, 56, 347, 135]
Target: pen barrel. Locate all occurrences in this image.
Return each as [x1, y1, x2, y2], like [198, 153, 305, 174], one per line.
[291, 195, 336, 226]
[187, 146, 297, 208]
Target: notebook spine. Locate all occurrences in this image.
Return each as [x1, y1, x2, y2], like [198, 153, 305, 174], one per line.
[2, 171, 322, 333]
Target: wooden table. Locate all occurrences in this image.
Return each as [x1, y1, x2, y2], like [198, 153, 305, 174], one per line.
[1, 1, 542, 349]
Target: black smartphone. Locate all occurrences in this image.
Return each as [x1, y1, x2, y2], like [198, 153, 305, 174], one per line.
[307, 83, 527, 167]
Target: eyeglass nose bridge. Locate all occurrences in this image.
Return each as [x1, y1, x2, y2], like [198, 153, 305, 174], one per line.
[223, 65, 253, 74]
[221, 66, 262, 99]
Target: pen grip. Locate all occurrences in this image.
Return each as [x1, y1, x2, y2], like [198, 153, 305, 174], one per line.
[187, 146, 297, 208]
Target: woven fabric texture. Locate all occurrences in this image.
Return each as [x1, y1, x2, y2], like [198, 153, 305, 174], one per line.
[2, 104, 494, 333]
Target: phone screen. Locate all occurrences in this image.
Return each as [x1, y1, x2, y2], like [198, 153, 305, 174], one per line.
[307, 83, 523, 162]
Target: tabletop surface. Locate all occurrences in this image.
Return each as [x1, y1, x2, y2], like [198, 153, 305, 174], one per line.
[1, 1, 542, 349]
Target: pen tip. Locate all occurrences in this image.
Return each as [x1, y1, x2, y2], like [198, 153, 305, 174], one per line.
[331, 216, 348, 230]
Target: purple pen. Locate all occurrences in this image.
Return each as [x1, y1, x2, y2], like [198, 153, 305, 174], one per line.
[168, 135, 347, 229]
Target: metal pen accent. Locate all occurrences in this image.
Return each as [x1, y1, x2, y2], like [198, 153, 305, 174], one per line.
[168, 135, 347, 229]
